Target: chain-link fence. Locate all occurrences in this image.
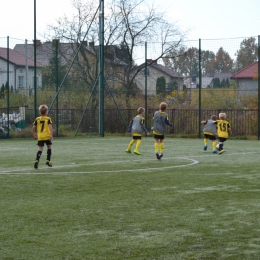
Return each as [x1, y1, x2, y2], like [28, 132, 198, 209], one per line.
[0, 35, 259, 138]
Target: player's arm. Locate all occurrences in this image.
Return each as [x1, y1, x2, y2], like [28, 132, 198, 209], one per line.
[32, 122, 37, 138]
[165, 116, 172, 127]
[228, 124, 232, 135]
[127, 120, 133, 133]
[201, 120, 207, 124]
[49, 123, 53, 141]
[141, 123, 150, 135]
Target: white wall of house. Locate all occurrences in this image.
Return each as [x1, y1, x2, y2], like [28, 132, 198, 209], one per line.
[0, 59, 42, 92]
[134, 66, 178, 95]
[236, 79, 258, 92]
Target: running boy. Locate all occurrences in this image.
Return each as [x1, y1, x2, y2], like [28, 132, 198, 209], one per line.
[152, 102, 172, 160]
[201, 115, 218, 153]
[33, 104, 53, 168]
[125, 107, 150, 155]
[215, 112, 232, 154]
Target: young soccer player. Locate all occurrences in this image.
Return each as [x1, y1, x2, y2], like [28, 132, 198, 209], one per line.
[201, 115, 218, 153]
[152, 102, 172, 160]
[32, 104, 53, 169]
[125, 107, 150, 155]
[215, 112, 232, 154]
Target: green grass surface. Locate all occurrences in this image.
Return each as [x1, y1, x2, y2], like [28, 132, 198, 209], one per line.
[0, 137, 260, 259]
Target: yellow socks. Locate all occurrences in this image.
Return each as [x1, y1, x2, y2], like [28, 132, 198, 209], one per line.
[160, 142, 164, 154]
[127, 139, 136, 150]
[135, 140, 141, 151]
[154, 142, 159, 153]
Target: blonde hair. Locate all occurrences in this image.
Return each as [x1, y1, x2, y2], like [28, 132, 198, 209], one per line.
[159, 102, 167, 111]
[39, 104, 48, 115]
[137, 107, 145, 114]
[219, 113, 226, 120]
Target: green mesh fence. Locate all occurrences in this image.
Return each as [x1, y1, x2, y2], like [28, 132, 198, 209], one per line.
[0, 35, 259, 138]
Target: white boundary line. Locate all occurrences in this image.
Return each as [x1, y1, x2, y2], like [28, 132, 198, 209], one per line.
[0, 151, 256, 175]
[0, 157, 199, 175]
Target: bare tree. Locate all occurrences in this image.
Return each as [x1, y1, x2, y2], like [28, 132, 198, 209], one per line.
[44, 0, 185, 108]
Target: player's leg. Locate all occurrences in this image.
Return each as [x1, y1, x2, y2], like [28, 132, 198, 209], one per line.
[134, 137, 142, 155]
[203, 134, 208, 150]
[45, 140, 53, 167]
[159, 139, 164, 158]
[218, 138, 226, 154]
[34, 142, 44, 169]
[154, 138, 160, 159]
[126, 138, 136, 153]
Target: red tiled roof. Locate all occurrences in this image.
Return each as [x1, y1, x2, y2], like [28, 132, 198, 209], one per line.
[0, 47, 41, 67]
[231, 61, 258, 79]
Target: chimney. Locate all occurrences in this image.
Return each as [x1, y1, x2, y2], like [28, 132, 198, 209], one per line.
[52, 39, 60, 46]
[33, 39, 41, 46]
[146, 59, 157, 65]
[89, 41, 94, 49]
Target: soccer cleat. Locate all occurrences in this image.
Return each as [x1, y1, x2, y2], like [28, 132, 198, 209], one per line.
[160, 153, 164, 158]
[218, 149, 225, 155]
[156, 153, 161, 160]
[125, 149, 131, 153]
[134, 150, 142, 155]
[204, 145, 207, 151]
[46, 160, 52, 167]
[212, 150, 217, 154]
[34, 160, 38, 169]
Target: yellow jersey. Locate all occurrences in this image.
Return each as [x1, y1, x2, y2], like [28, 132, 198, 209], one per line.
[33, 116, 53, 141]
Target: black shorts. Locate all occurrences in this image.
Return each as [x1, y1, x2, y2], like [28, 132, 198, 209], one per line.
[204, 134, 216, 141]
[154, 134, 164, 140]
[37, 140, 52, 147]
[218, 137, 227, 143]
[133, 136, 142, 140]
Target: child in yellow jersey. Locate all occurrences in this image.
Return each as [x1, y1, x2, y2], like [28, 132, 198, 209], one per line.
[152, 102, 172, 160]
[215, 112, 232, 154]
[125, 107, 150, 155]
[201, 115, 218, 153]
[32, 104, 53, 169]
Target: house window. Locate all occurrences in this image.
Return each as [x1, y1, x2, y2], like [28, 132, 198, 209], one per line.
[116, 73, 121, 81]
[18, 76, 24, 87]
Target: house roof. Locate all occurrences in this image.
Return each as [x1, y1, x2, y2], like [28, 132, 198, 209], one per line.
[230, 61, 258, 79]
[201, 77, 213, 87]
[135, 60, 183, 79]
[14, 41, 128, 67]
[0, 47, 40, 67]
[153, 63, 183, 79]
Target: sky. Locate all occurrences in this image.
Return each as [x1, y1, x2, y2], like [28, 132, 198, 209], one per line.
[0, 0, 259, 46]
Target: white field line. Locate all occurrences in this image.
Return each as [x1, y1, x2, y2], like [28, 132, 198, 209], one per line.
[0, 157, 199, 175]
[0, 151, 256, 175]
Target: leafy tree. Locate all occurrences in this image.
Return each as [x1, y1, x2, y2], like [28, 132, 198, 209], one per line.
[163, 47, 215, 76]
[212, 47, 233, 73]
[234, 37, 258, 72]
[166, 80, 178, 94]
[213, 78, 221, 88]
[156, 76, 166, 95]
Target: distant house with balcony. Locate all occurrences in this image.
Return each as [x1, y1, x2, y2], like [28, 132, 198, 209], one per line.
[0, 47, 42, 92]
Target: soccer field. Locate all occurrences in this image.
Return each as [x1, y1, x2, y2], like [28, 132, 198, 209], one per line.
[0, 137, 260, 259]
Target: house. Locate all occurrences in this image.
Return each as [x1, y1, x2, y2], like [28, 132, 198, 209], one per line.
[230, 61, 258, 92]
[0, 47, 42, 92]
[14, 40, 127, 90]
[134, 59, 183, 95]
